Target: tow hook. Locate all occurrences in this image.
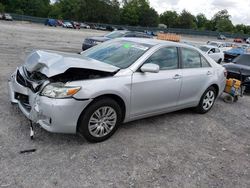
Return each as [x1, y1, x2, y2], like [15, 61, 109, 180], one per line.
[30, 120, 34, 140]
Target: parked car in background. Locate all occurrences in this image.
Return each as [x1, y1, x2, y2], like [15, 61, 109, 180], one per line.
[207, 41, 231, 52]
[8, 38, 226, 142]
[246, 38, 250, 44]
[80, 23, 90, 29]
[44, 19, 57, 27]
[3, 13, 13, 21]
[217, 35, 226, 40]
[62, 21, 73, 28]
[224, 47, 248, 62]
[82, 30, 152, 50]
[223, 54, 250, 92]
[199, 45, 224, 64]
[57, 20, 64, 26]
[71, 21, 80, 29]
[0, 13, 3, 20]
[234, 38, 244, 43]
[106, 25, 117, 31]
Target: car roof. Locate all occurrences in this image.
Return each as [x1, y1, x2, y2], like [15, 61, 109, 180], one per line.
[116, 37, 199, 49]
[200, 45, 218, 49]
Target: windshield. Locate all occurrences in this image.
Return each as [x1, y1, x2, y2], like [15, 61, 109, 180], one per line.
[105, 31, 126, 39]
[207, 42, 219, 47]
[199, 46, 210, 52]
[82, 40, 152, 68]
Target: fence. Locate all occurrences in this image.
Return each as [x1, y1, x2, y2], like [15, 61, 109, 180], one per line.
[10, 13, 249, 39]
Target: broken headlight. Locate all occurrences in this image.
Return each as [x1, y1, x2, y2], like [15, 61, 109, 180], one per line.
[41, 83, 81, 98]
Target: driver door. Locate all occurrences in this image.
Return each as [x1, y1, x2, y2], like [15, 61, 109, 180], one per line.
[130, 47, 182, 117]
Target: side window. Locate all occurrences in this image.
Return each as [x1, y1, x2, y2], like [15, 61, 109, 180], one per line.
[201, 55, 211, 67]
[215, 48, 220, 53]
[181, 48, 201, 68]
[144, 47, 178, 70]
[124, 33, 135, 37]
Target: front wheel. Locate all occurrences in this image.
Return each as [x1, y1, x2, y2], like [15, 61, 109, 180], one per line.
[78, 98, 122, 142]
[195, 87, 216, 114]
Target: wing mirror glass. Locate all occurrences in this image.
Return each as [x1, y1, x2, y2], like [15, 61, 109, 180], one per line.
[140, 63, 159, 73]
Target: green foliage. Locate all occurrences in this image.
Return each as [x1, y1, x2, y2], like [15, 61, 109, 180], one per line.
[1, 0, 250, 35]
[178, 10, 197, 29]
[0, 3, 5, 12]
[159, 10, 178, 28]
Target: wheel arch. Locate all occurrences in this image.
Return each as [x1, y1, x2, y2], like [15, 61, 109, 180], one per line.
[76, 94, 127, 133]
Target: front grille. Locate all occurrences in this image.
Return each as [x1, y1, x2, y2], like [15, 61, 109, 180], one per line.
[16, 69, 35, 91]
[16, 70, 27, 87]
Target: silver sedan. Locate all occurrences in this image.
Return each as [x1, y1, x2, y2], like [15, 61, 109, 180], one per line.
[8, 38, 226, 142]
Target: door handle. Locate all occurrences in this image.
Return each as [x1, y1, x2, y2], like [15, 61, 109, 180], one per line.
[207, 71, 212, 75]
[173, 74, 182, 79]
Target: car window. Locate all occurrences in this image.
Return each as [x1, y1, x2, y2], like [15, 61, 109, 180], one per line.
[201, 55, 211, 67]
[83, 40, 152, 69]
[144, 47, 178, 70]
[215, 48, 220, 53]
[181, 48, 201, 68]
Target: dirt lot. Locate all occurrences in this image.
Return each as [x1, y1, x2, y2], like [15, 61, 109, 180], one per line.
[0, 21, 249, 188]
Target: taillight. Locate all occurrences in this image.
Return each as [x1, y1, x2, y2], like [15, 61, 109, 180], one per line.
[224, 69, 227, 77]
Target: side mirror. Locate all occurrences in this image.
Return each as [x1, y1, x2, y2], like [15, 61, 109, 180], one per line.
[140, 63, 159, 73]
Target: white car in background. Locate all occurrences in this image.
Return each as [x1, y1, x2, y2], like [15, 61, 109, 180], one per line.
[207, 41, 232, 52]
[199, 45, 224, 64]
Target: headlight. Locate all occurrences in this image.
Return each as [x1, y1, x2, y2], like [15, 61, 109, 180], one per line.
[41, 83, 81, 98]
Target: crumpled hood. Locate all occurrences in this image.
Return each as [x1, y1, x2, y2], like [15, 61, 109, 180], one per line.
[24, 50, 119, 77]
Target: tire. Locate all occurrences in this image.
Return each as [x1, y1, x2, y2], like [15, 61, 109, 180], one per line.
[78, 98, 122, 142]
[195, 86, 216, 114]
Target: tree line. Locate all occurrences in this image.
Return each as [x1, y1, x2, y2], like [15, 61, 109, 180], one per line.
[1, 0, 250, 35]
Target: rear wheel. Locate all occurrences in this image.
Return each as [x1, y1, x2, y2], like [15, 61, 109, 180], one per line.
[195, 86, 216, 114]
[78, 98, 122, 142]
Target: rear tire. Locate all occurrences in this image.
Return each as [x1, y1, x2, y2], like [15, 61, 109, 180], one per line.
[195, 86, 216, 114]
[78, 98, 122, 142]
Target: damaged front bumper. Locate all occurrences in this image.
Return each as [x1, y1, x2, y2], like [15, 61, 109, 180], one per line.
[8, 69, 92, 134]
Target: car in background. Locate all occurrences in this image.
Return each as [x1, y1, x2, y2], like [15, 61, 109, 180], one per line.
[3, 13, 13, 21]
[223, 54, 250, 92]
[207, 41, 231, 52]
[44, 19, 57, 27]
[57, 20, 64, 26]
[199, 45, 224, 64]
[106, 25, 117, 31]
[234, 38, 244, 43]
[224, 47, 248, 62]
[71, 21, 80, 29]
[8, 38, 226, 142]
[217, 35, 226, 40]
[82, 30, 152, 50]
[62, 21, 73, 28]
[246, 38, 250, 44]
[80, 23, 90, 29]
[0, 13, 3, 20]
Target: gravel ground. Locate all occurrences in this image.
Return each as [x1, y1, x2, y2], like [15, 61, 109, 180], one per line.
[0, 21, 249, 188]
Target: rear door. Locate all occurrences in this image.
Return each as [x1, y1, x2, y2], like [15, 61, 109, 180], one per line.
[178, 47, 214, 106]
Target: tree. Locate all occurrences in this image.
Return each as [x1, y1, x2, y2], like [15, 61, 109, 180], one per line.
[178, 10, 197, 29]
[0, 3, 5, 12]
[196, 13, 208, 30]
[160, 10, 178, 28]
[211, 9, 233, 31]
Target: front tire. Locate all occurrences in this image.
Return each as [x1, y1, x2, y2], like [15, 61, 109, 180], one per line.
[195, 86, 216, 114]
[78, 98, 122, 142]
